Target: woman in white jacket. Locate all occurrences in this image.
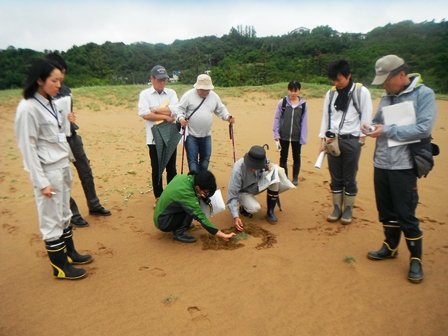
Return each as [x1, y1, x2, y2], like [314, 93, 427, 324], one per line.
[15, 58, 92, 280]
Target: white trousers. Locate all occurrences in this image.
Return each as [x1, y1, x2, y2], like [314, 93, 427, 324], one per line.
[33, 166, 73, 241]
[240, 182, 279, 214]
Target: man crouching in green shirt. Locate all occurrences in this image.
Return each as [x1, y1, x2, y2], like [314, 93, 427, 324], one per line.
[154, 170, 236, 243]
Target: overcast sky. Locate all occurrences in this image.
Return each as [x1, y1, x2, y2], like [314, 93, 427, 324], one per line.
[0, 0, 446, 52]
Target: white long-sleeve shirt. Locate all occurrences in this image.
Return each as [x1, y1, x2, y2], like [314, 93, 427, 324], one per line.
[15, 93, 70, 190]
[319, 84, 373, 138]
[138, 86, 179, 144]
[177, 89, 230, 138]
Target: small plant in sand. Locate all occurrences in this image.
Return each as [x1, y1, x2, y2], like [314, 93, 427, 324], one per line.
[232, 232, 250, 242]
[343, 255, 356, 267]
[163, 294, 178, 306]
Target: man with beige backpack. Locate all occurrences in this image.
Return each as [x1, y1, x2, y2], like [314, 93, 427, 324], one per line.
[318, 59, 373, 224]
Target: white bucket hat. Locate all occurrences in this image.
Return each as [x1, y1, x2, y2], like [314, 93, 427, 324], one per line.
[194, 74, 214, 90]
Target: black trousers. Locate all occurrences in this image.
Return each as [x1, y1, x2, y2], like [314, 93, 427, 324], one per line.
[67, 133, 101, 218]
[279, 140, 302, 174]
[158, 212, 190, 232]
[327, 138, 361, 195]
[148, 144, 177, 199]
[374, 167, 421, 238]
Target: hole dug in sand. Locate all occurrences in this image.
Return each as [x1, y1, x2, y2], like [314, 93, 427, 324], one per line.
[200, 221, 277, 251]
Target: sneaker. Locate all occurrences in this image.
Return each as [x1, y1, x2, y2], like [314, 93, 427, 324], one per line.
[239, 206, 253, 218]
[70, 217, 89, 228]
[89, 207, 111, 216]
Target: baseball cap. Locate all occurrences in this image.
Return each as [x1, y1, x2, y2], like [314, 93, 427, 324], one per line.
[372, 55, 405, 85]
[151, 65, 169, 79]
[194, 74, 214, 90]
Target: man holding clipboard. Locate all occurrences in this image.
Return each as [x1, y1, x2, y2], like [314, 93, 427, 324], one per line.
[363, 55, 437, 284]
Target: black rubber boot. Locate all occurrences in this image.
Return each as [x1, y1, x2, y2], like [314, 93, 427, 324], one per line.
[292, 164, 300, 186]
[173, 216, 196, 243]
[341, 194, 356, 225]
[405, 237, 424, 284]
[239, 205, 253, 218]
[62, 227, 93, 265]
[46, 239, 87, 280]
[266, 190, 278, 224]
[327, 192, 342, 222]
[368, 224, 401, 260]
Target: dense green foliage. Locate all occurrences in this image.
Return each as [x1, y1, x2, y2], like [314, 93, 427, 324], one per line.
[1, 20, 447, 93]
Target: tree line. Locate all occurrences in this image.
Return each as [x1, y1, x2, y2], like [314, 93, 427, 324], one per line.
[1, 20, 447, 93]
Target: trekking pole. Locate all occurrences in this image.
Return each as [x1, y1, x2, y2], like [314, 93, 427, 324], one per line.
[181, 126, 187, 174]
[229, 123, 236, 163]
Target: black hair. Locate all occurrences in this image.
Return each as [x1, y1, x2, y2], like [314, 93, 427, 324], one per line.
[327, 59, 351, 80]
[188, 170, 217, 197]
[23, 59, 58, 99]
[45, 52, 67, 71]
[287, 80, 301, 91]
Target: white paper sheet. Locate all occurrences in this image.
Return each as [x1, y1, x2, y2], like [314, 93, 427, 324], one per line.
[200, 189, 226, 217]
[314, 151, 326, 170]
[54, 96, 72, 137]
[382, 101, 419, 147]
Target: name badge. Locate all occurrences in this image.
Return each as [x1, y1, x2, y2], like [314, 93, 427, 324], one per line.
[58, 133, 67, 142]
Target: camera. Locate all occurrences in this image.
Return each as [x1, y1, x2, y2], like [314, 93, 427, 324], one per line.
[367, 125, 376, 133]
[325, 131, 336, 139]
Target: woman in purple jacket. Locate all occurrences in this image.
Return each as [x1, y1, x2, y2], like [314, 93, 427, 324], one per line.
[272, 80, 308, 185]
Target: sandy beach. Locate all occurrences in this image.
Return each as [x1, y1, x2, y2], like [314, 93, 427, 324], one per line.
[1, 91, 447, 335]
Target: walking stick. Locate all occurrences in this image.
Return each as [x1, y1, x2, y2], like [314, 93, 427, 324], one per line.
[181, 126, 187, 174]
[229, 123, 236, 163]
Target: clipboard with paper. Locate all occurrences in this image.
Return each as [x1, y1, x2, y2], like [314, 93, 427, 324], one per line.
[382, 101, 420, 147]
[54, 96, 72, 137]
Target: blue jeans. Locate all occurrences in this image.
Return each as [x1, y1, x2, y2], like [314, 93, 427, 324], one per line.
[185, 135, 211, 172]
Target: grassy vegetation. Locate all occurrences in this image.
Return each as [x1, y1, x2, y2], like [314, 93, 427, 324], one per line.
[1, 83, 446, 111]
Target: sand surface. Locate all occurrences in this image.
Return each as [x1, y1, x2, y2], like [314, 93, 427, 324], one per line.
[1, 91, 447, 335]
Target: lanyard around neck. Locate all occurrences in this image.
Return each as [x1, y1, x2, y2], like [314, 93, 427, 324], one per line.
[34, 97, 59, 126]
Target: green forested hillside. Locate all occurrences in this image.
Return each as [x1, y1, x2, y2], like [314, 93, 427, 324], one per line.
[1, 20, 447, 92]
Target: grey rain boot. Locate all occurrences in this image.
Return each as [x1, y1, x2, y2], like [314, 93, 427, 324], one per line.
[46, 239, 87, 280]
[266, 190, 279, 224]
[368, 224, 401, 260]
[327, 192, 343, 222]
[292, 164, 300, 186]
[405, 236, 424, 284]
[62, 227, 94, 265]
[340, 193, 356, 225]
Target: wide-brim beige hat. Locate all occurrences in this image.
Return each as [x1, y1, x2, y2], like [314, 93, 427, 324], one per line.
[194, 74, 214, 90]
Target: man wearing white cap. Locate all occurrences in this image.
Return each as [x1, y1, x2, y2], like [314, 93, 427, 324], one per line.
[364, 55, 437, 284]
[177, 74, 235, 172]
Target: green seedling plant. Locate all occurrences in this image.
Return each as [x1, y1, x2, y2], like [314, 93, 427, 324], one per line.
[163, 294, 178, 306]
[343, 255, 356, 267]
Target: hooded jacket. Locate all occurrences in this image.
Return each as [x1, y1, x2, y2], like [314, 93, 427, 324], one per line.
[372, 74, 437, 170]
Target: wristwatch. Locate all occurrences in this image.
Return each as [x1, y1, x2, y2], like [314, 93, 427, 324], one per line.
[359, 141, 365, 146]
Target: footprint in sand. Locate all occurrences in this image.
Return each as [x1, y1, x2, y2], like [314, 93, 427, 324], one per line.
[29, 233, 42, 245]
[150, 268, 166, 277]
[2, 223, 19, 235]
[86, 266, 99, 275]
[35, 251, 47, 259]
[96, 242, 114, 257]
[188, 306, 211, 329]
